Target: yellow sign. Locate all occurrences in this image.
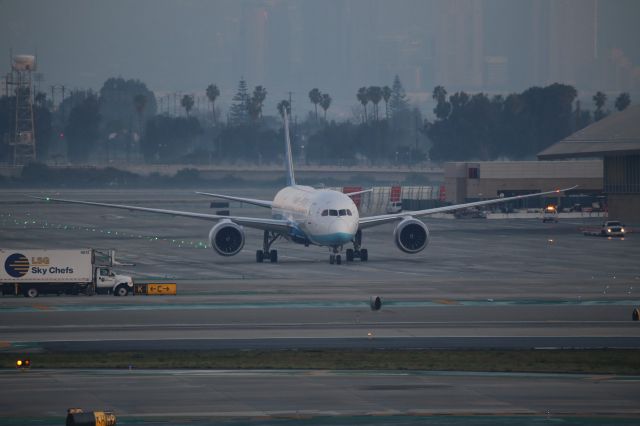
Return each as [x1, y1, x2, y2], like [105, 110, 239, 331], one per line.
[147, 283, 177, 295]
[134, 283, 177, 295]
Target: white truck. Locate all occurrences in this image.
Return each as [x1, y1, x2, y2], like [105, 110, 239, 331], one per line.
[1, 249, 134, 297]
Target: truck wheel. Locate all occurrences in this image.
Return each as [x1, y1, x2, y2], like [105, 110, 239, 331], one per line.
[114, 285, 129, 297]
[24, 287, 39, 298]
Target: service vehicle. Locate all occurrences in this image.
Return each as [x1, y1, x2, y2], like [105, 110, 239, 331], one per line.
[1, 248, 133, 297]
[454, 208, 487, 219]
[600, 221, 626, 237]
[386, 201, 403, 214]
[542, 205, 559, 223]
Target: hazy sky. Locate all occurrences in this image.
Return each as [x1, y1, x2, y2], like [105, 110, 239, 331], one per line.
[1, 0, 639, 117]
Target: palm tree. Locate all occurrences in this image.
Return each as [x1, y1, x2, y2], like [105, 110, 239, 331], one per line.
[308, 88, 322, 120]
[320, 93, 332, 121]
[277, 100, 291, 118]
[367, 86, 382, 121]
[432, 86, 451, 120]
[593, 91, 607, 121]
[614, 92, 631, 112]
[356, 87, 369, 123]
[205, 84, 220, 124]
[251, 85, 268, 119]
[382, 86, 391, 119]
[181, 94, 195, 117]
[432, 85, 447, 103]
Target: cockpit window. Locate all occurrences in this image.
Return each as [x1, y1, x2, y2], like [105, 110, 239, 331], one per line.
[339, 209, 346, 216]
[329, 210, 338, 216]
[347, 209, 352, 216]
[321, 210, 328, 216]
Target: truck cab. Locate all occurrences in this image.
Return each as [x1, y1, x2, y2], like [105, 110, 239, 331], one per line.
[601, 221, 625, 237]
[96, 267, 134, 296]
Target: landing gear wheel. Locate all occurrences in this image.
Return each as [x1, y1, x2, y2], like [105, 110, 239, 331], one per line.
[329, 254, 335, 265]
[336, 255, 342, 265]
[259, 231, 281, 264]
[360, 249, 368, 262]
[24, 287, 39, 298]
[114, 285, 129, 297]
[346, 249, 354, 262]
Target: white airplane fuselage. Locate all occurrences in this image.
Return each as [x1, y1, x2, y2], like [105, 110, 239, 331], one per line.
[271, 185, 359, 247]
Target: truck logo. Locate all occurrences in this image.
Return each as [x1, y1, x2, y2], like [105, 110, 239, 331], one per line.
[5, 253, 30, 278]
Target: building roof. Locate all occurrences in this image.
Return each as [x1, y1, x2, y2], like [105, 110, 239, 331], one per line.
[445, 160, 602, 179]
[538, 105, 640, 159]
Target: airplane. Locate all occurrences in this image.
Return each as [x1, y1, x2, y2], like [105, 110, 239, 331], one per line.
[35, 111, 576, 265]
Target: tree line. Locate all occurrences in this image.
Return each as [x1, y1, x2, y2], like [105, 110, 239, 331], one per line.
[426, 84, 631, 161]
[0, 74, 632, 166]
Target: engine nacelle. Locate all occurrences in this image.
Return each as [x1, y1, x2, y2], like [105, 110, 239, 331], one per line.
[209, 219, 245, 256]
[393, 218, 429, 254]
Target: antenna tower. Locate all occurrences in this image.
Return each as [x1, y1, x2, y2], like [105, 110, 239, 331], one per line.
[7, 54, 37, 165]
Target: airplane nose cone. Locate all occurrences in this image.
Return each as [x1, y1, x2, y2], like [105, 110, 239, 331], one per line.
[329, 220, 355, 244]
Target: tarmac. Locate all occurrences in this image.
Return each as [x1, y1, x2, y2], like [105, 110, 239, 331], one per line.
[1, 369, 640, 425]
[1, 188, 640, 423]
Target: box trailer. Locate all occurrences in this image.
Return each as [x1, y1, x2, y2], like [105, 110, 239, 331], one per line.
[1, 248, 133, 297]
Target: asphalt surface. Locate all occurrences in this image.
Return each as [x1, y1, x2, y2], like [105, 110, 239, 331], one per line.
[2, 188, 640, 423]
[1, 369, 639, 424]
[1, 188, 639, 352]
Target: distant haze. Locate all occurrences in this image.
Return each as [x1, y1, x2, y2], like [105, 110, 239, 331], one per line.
[1, 0, 639, 117]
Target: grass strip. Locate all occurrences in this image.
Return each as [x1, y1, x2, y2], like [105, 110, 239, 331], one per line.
[2, 349, 639, 374]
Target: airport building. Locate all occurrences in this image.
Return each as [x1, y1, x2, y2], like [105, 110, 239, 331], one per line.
[444, 160, 603, 208]
[538, 105, 640, 223]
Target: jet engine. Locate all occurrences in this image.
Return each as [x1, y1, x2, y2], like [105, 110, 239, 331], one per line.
[209, 219, 245, 256]
[393, 218, 429, 254]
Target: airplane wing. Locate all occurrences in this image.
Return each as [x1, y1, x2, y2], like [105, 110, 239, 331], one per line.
[195, 192, 273, 208]
[358, 186, 578, 230]
[30, 196, 291, 233]
[344, 188, 373, 197]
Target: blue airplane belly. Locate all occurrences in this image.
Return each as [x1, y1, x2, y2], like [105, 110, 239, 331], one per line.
[311, 232, 353, 246]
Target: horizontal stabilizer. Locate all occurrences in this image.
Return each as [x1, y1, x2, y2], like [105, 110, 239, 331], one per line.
[195, 192, 273, 208]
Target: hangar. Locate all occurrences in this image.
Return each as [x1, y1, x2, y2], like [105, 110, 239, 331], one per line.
[538, 105, 640, 223]
[444, 160, 602, 208]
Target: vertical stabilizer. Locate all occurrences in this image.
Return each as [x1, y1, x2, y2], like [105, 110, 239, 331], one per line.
[283, 110, 296, 186]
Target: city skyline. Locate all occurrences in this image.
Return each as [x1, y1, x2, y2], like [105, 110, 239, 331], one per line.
[1, 0, 639, 117]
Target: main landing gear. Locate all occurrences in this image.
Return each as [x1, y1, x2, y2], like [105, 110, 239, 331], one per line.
[256, 230, 280, 263]
[328, 230, 369, 265]
[346, 229, 368, 262]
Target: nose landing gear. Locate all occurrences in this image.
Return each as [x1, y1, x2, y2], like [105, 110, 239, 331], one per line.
[346, 230, 368, 262]
[329, 246, 342, 265]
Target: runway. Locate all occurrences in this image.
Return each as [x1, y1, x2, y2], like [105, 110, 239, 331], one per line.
[1, 369, 640, 425]
[2, 301, 640, 351]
